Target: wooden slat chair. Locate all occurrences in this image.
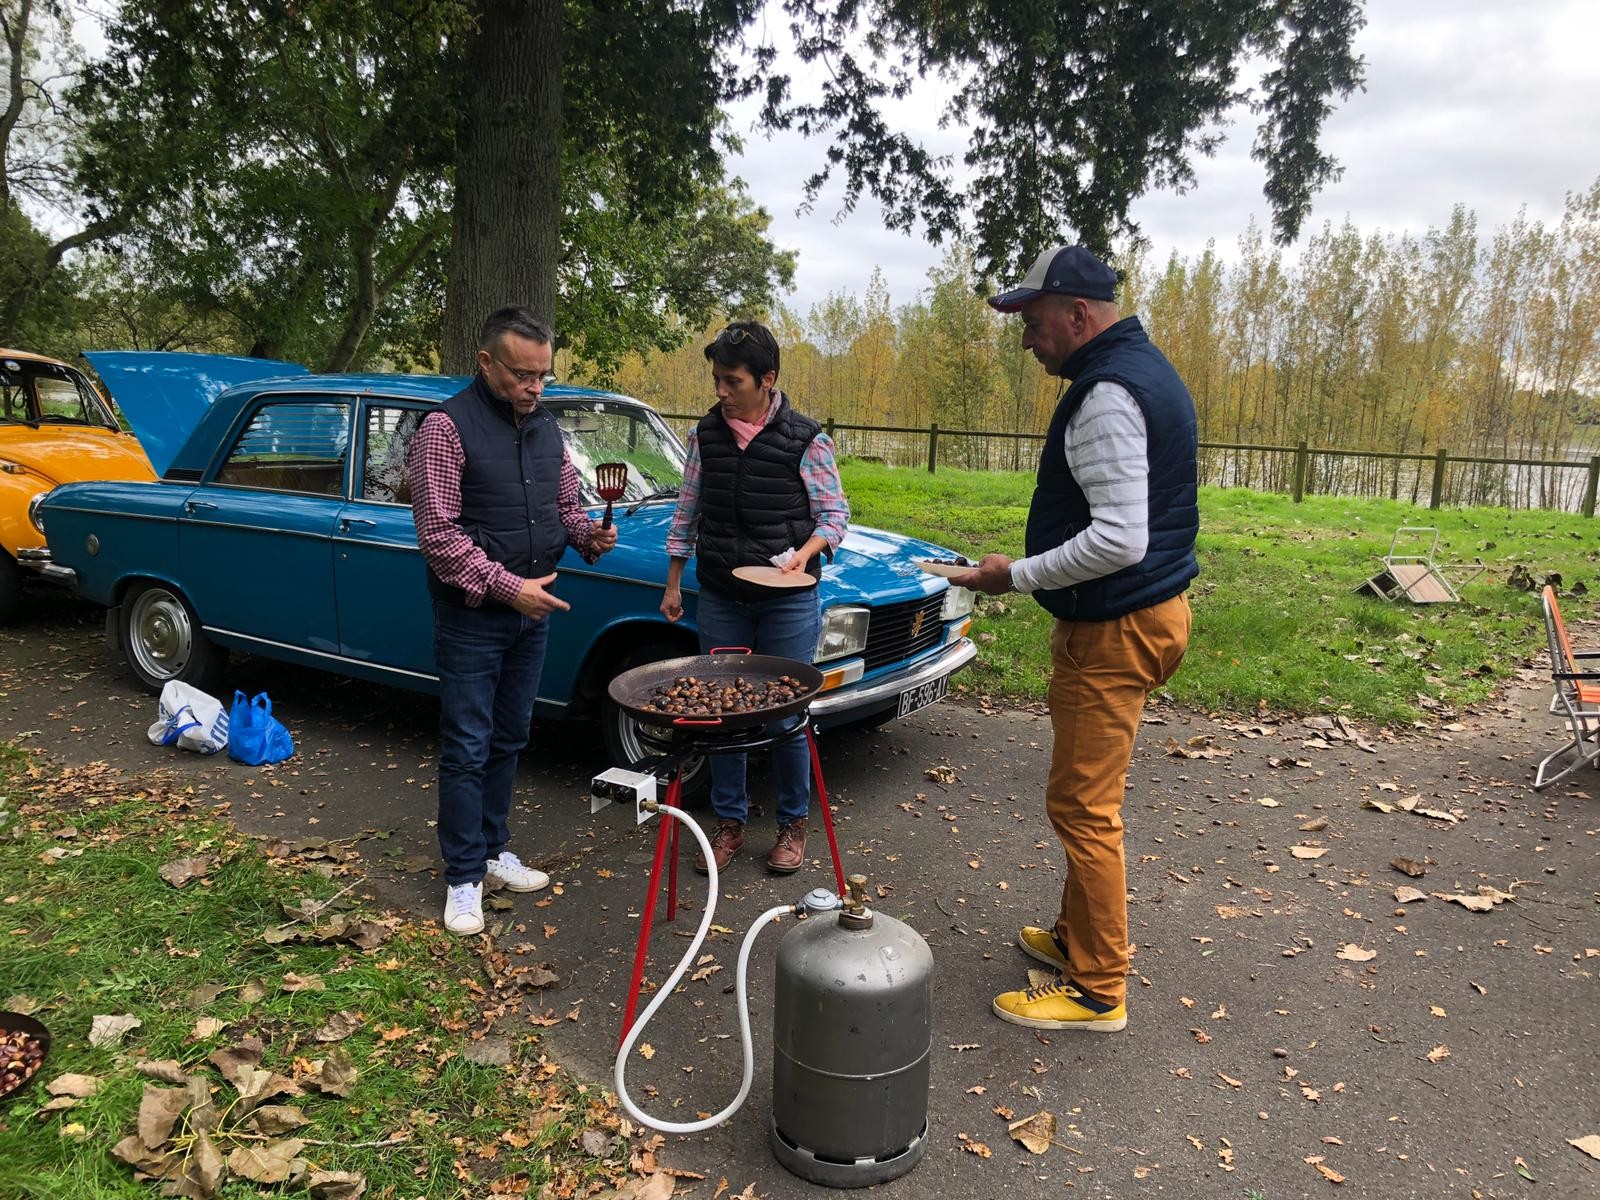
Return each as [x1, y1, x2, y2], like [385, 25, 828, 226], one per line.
[1534, 585, 1600, 790]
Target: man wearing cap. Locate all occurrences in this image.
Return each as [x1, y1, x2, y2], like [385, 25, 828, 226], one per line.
[952, 245, 1197, 1033]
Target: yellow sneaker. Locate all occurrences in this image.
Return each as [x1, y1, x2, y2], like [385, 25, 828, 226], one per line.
[992, 979, 1127, 1032]
[1018, 925, 1069, 971]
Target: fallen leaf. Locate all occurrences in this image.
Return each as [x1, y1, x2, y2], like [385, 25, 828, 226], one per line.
[1336, 944, 1376, 963]
[1256, 797, 1281, 807]
[229, 1137, 307, 1183]
[157, 855, 214, 888]
[1432, 886, 1515, 912]
[191, 1017, 226, 1040]
[961, 1140, 992, 1158]
[1429, 1006, 1447, 1018]
[45, 1074, 99, 1098]
[1216, 1070, 1243, 1088]
[639, 1043, 656, 1060]
[89, 1014, 142, 1048]
[581, 1129, 614, 1156]
[1290, 846, 1328, 860]
[282, 972, 325, 993]
[308, 1168, 369, 1199]
[1362, 798, 1395, 814]
[314, 1011, 363, 1042]
[313, 1047, 357, 1097]
[1426, 1045, 1451, 1063]
[1390, 857, 1427, 878]
[1393, 886, 1427, 904]
[247, 1105, 309, 1134]
[1314, 1162, 1345, 1183]
[136, 1086, 190, 1149]
[1569, 1135, 1600, 1161]
[1007, 1110, 1057, 1154]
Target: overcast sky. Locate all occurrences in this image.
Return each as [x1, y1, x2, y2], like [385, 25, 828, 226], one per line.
[725, 0, 1600, 317]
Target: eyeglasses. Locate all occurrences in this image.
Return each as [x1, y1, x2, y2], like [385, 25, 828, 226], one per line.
[492, 353, 546, 386]
[713, 326, 751, 347]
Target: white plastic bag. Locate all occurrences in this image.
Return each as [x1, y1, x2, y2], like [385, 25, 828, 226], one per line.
[147, 680, 230, 755]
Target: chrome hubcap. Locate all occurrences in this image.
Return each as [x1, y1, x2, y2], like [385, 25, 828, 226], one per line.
[130, 590, 191, 680]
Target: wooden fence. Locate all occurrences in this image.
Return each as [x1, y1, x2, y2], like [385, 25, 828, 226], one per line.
[660, 414, 1600, 518]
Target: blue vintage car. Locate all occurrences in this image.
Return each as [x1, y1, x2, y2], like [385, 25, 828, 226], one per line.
[37, 352, 977, 780]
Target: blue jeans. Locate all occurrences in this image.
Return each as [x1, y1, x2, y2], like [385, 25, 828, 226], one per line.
[696, 586, 821, 827]
[433, 601, 550, 885]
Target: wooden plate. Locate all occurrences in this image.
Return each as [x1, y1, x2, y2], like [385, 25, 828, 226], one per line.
[732, 565, 815, 588]
[914, 558, 974, 578]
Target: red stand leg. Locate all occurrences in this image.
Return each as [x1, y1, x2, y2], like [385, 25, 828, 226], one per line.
[618, 768, 683, 1045]
[807, 727, 847, 897]
[666, 791, 681, 922]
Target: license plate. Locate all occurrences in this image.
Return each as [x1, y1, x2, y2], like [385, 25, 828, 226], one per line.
[896, 673, 950, 719]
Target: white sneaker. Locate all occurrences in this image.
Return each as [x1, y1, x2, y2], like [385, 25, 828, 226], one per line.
[485, 851, 550, 893]
[443, 881, 484, 935]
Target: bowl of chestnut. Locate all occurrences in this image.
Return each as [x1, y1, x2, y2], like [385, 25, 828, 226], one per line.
[0, 1012, 50, 1101]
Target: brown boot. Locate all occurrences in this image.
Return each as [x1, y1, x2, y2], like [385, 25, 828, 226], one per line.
[766, 818, 808, 874]
[694, 819, 744, 875]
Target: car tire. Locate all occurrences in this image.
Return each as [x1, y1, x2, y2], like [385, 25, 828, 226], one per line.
[121, 580, 225, 695]
[0, 552, 21, 625]
[601, 645, 710, 805]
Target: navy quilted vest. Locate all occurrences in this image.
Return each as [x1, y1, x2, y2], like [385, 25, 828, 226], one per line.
[1025, 316, 1200, 620]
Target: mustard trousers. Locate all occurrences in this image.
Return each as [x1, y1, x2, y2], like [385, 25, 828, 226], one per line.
[1046, 592, 1190, 1006]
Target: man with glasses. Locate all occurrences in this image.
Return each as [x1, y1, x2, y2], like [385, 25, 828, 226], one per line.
[408, 306, 619, 936]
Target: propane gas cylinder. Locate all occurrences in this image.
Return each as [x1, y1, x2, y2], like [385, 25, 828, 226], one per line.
[769, 876, 932, 1187]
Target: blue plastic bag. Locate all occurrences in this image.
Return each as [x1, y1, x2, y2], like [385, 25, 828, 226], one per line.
[227, 691, 295, 765]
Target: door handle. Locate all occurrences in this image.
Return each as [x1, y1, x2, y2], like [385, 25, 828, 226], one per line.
[184, 500, 218, 514]
[340, 517, 377, 531]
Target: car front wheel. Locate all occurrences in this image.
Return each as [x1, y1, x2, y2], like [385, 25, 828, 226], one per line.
[121, 581, 225, 695]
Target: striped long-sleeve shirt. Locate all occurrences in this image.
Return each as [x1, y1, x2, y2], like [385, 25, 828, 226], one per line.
[1010, 381, 1150, 593]
[665, 392, 851, 560]
[408, 408, 601, 608]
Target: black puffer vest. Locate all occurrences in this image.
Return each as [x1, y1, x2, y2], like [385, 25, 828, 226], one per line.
[1024, 316, 1200, 621]
[695, 392, 822, 603]
[425, 374, 567, 609]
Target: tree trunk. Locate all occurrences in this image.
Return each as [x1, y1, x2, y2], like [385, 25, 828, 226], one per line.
[441, 0, 565, 372]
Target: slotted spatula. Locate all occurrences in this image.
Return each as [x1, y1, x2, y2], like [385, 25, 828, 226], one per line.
[596, 462, 628, 528]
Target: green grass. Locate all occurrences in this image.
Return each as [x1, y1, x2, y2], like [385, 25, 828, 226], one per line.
[842, 461, 1600, 723]
[0, 751, 622, 1199]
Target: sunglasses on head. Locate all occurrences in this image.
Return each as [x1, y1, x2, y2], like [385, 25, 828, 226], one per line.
[714, 325, 754, 347]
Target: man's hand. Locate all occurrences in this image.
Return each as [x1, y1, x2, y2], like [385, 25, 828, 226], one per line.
[589, 524, 618, 556]
[511, 572, 571, 618]
[660, 584, 683, 623]
[950, 553, 1015, 596]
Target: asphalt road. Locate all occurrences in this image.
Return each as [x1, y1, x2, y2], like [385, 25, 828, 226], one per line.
[2, 590, 1597, 1199]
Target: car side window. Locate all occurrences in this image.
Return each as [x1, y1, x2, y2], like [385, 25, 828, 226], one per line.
[360, 404, 424, 504]
[214, 400, 351, 496]
[34, 372, 97, 424]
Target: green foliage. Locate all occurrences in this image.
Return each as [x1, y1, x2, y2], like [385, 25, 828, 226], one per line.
[842, 461, 1600, 721]
[773, 0, 1366, 276]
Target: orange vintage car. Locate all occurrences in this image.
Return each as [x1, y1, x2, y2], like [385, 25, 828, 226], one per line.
[0, 348, 156, 622]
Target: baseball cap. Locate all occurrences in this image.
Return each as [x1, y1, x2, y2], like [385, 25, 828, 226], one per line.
[988, 245, 1117, 312]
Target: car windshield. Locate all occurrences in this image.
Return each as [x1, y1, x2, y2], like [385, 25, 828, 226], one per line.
[0, 358, 118, 428]
[550, 402, 687, 505]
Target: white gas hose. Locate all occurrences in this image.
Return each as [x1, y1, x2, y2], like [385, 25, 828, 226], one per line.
[613, 802, 793, 1134]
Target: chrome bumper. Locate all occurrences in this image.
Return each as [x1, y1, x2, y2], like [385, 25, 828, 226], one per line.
[15, 547, 76, 586]
[810, 638, 977, 724]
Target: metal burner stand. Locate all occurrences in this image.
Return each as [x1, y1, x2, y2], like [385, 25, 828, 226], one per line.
[618, 711, 846, 1043]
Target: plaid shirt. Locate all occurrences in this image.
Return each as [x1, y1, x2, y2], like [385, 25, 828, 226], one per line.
[408, 406, 600, 608]
[666, 390, 850, 560]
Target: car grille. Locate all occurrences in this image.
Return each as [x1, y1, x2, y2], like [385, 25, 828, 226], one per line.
[863, 593, 945, 671]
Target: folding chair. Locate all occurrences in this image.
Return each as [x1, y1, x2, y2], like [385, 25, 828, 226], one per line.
[1354, 526, 1486, 604]
[1534, 585, 1600, 790]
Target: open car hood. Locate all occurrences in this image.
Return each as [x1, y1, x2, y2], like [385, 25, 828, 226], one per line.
[85, 351, 311, 476]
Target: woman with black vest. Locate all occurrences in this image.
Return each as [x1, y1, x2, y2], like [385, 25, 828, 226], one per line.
[660, 321, 850, 875]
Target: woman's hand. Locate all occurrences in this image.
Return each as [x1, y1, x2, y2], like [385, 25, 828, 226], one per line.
[778, 552, 811, 574]
[660, 584, 683, 623]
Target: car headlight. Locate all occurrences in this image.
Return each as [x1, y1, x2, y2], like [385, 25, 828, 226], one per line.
[28, 491, 50, 534]
[940, 585, 975, 621]
[815, 605, 869, 662]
